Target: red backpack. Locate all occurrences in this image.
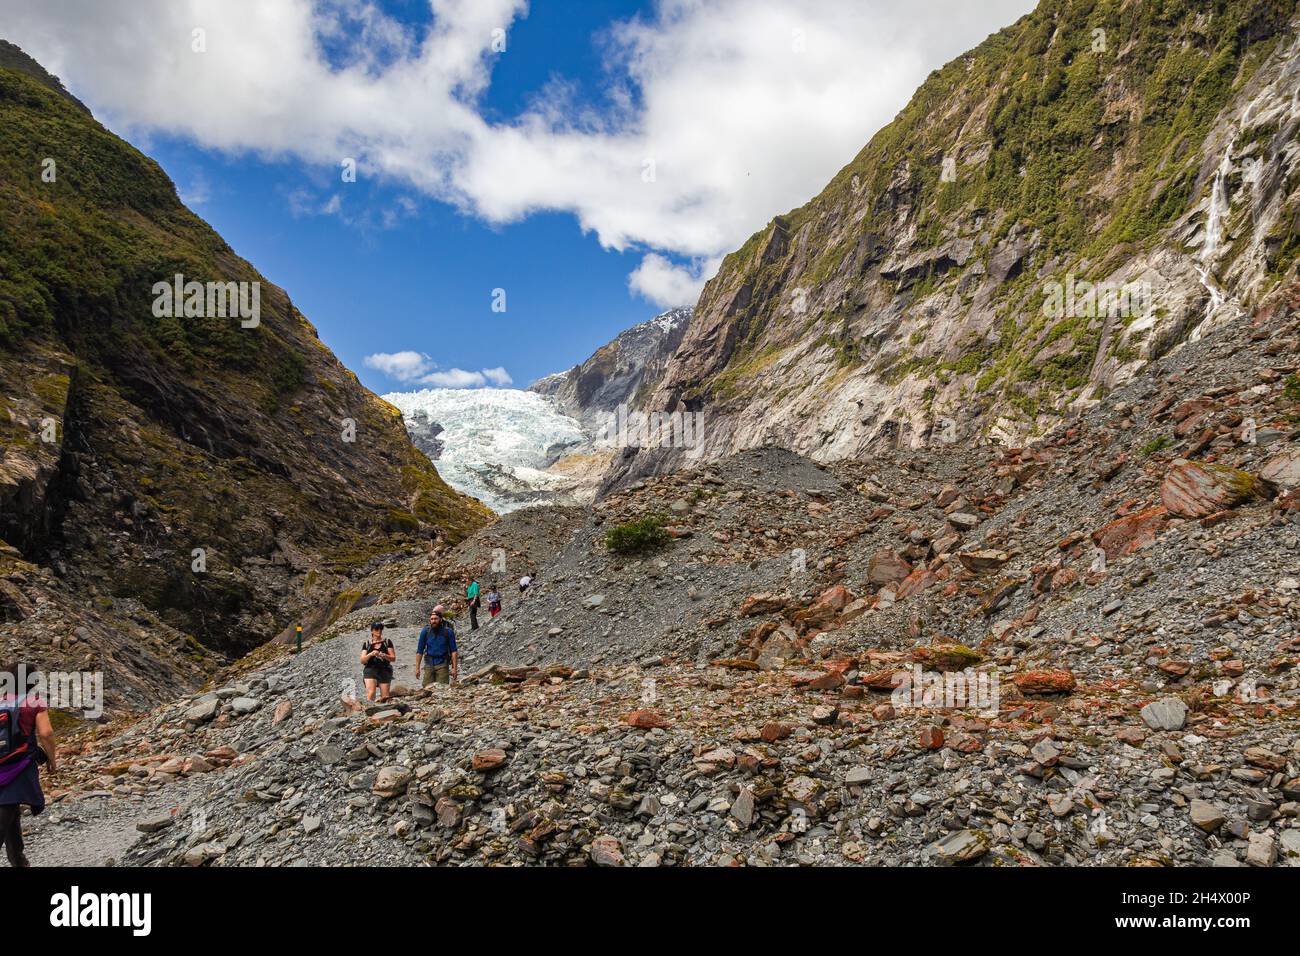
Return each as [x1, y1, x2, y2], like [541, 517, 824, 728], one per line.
[0, 700, 33, 766]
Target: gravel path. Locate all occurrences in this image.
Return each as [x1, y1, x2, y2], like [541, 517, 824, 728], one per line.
[21, 599, 515, 867]
[26, 777, 208, 867]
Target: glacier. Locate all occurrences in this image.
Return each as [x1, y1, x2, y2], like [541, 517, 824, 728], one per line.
[382, 387, 590, 513]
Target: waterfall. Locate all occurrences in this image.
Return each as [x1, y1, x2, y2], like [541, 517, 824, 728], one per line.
[1202, 145, 1232, 266]
[1190, 133, 1238, 342]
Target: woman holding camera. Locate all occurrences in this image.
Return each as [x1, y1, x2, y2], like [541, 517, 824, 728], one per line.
[360, 623, 396, 702]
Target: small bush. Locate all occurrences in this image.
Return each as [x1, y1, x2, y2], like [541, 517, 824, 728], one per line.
[604, 514, 671, 555]
[1139, 435, 1172, 457]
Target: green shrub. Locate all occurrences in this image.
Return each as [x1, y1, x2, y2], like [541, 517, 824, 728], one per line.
[1139, 435, 1172, 457]
[604, 514, 671, 555]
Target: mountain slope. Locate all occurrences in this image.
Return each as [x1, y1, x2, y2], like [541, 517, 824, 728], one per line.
[531, 307, 692, 430]
[0, 43, 490, 706]
[641, 0, 1300, 474]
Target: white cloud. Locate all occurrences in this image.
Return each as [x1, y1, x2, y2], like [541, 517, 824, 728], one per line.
[421, 368, 512, 389]
[364, 353, 515, 389]
[0, 0, 1035, 291]
[178, 171, 211, 207]
[628, 254, 720, 308]
[363, 350, 434, 382]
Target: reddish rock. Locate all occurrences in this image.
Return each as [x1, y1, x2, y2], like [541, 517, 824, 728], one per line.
[1050, 567, 1079, 591]
[739, 593, 788, 616]
[823, 658, 857, 675]
[1261, 449, 1300, 489]
[919, 726, 944, 750]
[861, 669, 902, 690]
[1157, 660, 1191, 677]
[896, 567, 936, 600]
[791, 669, 845, 691]
[271, 700, 293, 726]
[957, 549, 1011, 573]
[948, 733, 985, 753]
[622, 710, 671, 729]
[1116, 726, 1147, 746]
[872, 704, 896, 720]
[1012, 670, 1077, 695]
[1160, 460, 1269, 519]
[760, 721, 791, 743]
[1092, 506, 1168, 560]
[911, 643, 983, 672]
[867, 549, 911, 586]
[590, 835, 625, 867]
[791, 585, 853, 632]
[471, 748, 508, 772]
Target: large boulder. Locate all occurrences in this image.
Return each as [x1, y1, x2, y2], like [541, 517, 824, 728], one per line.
[1160, 460, 1270, 518]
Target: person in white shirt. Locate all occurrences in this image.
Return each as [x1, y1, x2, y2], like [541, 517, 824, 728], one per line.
[519, 574, 532, 600]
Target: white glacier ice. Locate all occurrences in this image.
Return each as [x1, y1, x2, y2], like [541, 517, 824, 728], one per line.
[382, 387, 589, 514]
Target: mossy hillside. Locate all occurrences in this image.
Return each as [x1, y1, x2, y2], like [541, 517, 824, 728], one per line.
[0, 56, 489, 657]
[693, 0, 1292, 420]
[0, 70, 311, 403]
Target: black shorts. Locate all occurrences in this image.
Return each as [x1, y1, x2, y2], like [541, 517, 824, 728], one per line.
[363, 665, 393, 683]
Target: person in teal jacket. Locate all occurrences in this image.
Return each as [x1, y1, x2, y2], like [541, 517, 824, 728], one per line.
[465, 576, 481, 630]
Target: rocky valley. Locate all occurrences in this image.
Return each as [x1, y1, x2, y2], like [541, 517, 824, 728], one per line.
[2, 0, 1300, 874]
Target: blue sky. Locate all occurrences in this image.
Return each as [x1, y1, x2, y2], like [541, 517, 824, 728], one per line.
[5, 0, 1035, 394]
[145, 0, 665, 393]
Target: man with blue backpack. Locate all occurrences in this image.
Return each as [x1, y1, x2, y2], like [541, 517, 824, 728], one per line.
[415, 606, 458, 687]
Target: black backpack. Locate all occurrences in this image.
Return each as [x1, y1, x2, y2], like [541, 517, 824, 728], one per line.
[0, 700, 33, 766]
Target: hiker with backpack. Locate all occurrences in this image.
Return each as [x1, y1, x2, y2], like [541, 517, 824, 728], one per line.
[486, 584, 502, 619]
[360, 622, 396, 702]
[1, 661, 57, 868]
[465, 576, 482, 630]
[415, 606, 458, 687]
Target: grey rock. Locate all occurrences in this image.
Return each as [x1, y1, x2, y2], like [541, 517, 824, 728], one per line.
[1140, 697, 1188, 731]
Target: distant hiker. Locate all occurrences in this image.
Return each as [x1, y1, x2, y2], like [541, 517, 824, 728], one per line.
[415, 606, 458, 687]
[519, 574, 532, 600]
[486, 585, 502, 619]
[360, 623, 395, 702]
[466, 576, 482, 631]
[1, 660, 58, 868]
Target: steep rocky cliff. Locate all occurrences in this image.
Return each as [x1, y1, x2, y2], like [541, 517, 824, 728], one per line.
[0, 43, 490, 707]
[532, 307, 692, 430]
[641, 0, 1300, 474]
